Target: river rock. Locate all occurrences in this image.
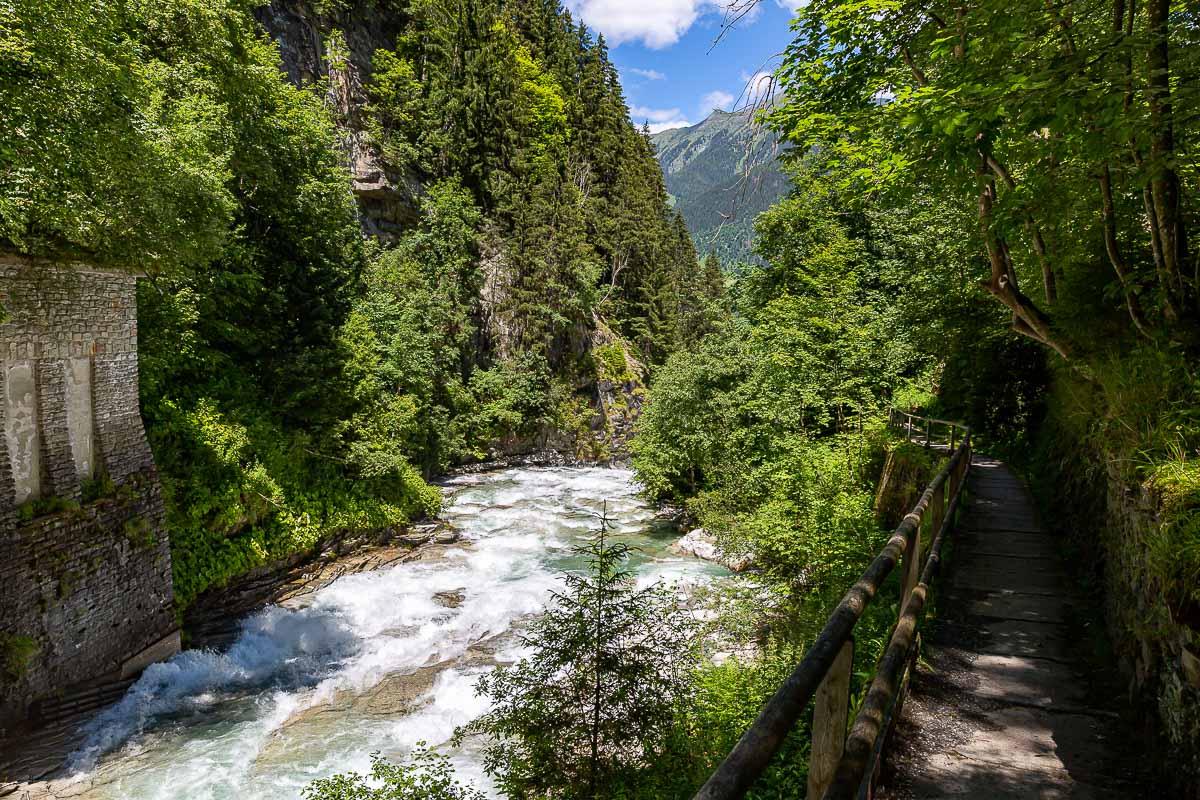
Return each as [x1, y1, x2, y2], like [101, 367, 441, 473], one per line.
[434, 527, 460, 544]
[653, 503, 688, 526]
[433, 589, 466, 608]
[668, 528, 752, 572]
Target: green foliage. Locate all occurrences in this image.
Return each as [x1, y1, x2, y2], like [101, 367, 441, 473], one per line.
[0, 0, 244, 272]
[303, 746, 484, 800]
[630, 165, 947, 797]
[3, 0, 705, 628]
[1149, 455, 1200, 616]
[0, 633, 39, 685]
[106, 0, 431, 610]
[463, 525, 699, 800]
[342, 178, 485, 472]
[17, 495, 81, 523]
[80, 474, 117, 504]
[364, 0, 705, 366]
[770, 0, 1199, 356]
[123, 516, 157, 551]
[755, 0, 1200, 769]
[634, 175, 926, 502]
[366, 48, 423, 172]
[593, 343, 633, 387]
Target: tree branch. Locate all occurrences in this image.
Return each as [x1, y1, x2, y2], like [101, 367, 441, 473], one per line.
[900, 47, 929, 87]
[976, 144, 1073, 358]
[985, 154, 1058, 303]
[1098, 165, 1153, 338]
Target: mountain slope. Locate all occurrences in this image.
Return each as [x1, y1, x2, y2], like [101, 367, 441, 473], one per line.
[651, 110, 789, 265]
[1, 0, 717, 610]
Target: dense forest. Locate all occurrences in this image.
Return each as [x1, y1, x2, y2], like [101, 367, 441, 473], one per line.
[306, 0, 1200, 793]
[2, 0, 1198, 796]
[2, 0, 722, 609]
[632, 0, 1200, 793]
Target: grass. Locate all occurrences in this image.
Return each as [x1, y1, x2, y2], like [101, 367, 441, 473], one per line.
[17, 494, 81, 523]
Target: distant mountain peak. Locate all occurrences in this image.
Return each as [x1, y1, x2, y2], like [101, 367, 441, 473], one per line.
[650, 109, 788, 265]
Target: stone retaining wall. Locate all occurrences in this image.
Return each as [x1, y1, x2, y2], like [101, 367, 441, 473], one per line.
[0, 256, 177, 734]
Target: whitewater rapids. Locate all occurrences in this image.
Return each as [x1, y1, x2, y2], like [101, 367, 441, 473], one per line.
[47, 467, 724, 799]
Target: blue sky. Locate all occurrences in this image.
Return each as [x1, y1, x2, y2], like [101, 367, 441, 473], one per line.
[564, 1, 799, 132]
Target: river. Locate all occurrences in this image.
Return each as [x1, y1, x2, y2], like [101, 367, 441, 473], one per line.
[43, 466, 724, 800]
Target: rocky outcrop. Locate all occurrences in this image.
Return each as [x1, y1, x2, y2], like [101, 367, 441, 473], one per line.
[252, 3, 651, 466]
[590, 316, 648, 456]
[253, 0, 420, 239]
[669, 528, 752, 572]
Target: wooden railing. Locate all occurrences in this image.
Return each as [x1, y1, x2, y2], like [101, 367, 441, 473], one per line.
[889, 407, 967, 450]
[692, 410, 971, 800]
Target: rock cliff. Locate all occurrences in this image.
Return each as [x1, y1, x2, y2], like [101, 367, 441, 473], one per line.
[253, 0, 420, 238]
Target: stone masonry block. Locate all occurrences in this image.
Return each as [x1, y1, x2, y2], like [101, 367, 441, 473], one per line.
[0, 254, 175, 732]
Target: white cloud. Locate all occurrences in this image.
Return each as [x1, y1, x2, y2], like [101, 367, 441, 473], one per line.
[647, 119, 693, 133]
[630, 105, 682, 123]
[566, 0, 719, 48]
[739, 70, 777, 107]
[629, 105, 692, 132]
[700, 89, 736, 114]
[628, 67, 667, 80]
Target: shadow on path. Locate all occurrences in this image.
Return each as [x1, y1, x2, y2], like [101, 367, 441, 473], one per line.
[878, 456, 1149, 799]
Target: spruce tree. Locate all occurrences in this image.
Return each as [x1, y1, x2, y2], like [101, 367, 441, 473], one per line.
[463, 511, 698, 800]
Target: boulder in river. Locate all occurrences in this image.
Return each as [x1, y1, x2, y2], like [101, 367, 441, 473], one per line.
[434, 527, 460, 544]
[668, 528, 752, 572]
[433, 589, 466, 608]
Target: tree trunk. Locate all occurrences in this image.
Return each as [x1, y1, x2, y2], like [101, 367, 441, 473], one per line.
[985, 155, 1058, 304]
[1098, 166, 1152, 338]
[976, 147, 1073, 358]
[1144, 0, 1190, 308]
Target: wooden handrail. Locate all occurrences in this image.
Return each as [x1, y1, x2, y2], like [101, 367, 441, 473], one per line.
[691, 410, 972, 800]
[823, 476, 966, 799]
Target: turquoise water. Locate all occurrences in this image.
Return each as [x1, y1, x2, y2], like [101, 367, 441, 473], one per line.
[52, 467, 724, 800]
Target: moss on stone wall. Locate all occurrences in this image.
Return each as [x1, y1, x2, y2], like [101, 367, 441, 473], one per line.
[17, 495, 81, 523]
[873, 438, 939, 530]
[0, 634, 39, 686]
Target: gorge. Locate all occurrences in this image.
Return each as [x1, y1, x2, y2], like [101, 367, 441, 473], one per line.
[3, 0, 1199, 796]
[19, 467, 725, 799]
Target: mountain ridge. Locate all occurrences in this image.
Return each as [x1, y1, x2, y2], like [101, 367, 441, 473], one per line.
[651, 109, 789, 265]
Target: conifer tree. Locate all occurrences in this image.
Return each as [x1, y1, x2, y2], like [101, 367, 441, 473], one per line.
[463, 511, 698, 800]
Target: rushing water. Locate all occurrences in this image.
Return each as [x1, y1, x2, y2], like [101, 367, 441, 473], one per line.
[51, 467, 724, 800]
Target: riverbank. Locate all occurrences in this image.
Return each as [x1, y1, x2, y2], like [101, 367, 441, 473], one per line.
[184, 449, 622, 651]
[2, 465, 714, 800]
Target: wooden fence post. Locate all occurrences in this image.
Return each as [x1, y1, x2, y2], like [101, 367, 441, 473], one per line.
[924, 418, 932, 447]
[807, 639, 854, 800]
[901, 515, 922, 611]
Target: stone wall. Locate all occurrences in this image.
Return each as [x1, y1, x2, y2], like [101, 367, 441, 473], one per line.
[0, 256, 178, 733]
[1097, 467, 1200, 796]
[1035, 420, 1200, 797]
